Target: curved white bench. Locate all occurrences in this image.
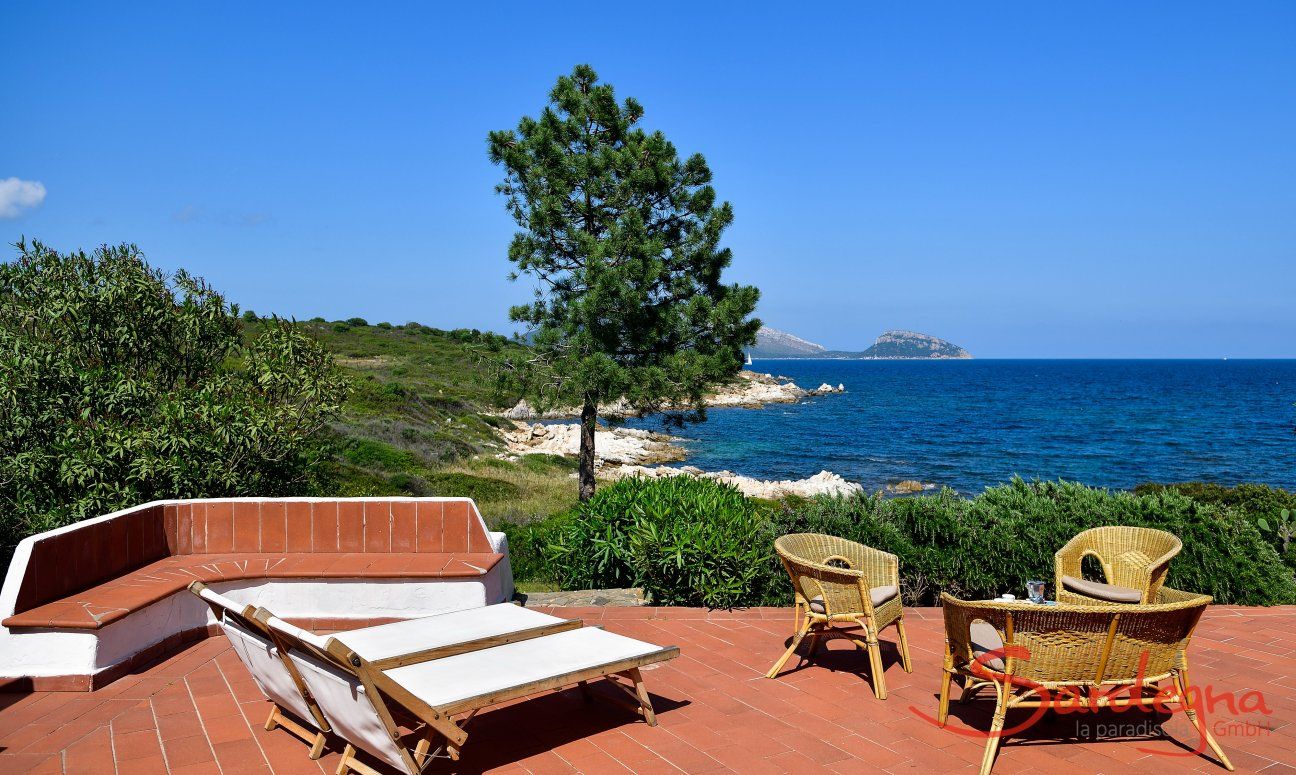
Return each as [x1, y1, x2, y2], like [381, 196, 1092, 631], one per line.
[0, 497, 513, 691]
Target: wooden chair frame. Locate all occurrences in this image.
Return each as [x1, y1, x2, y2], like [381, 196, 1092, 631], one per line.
[188, 581, 330, 759]
[256, 609, 678, 775]
[765, 534, 912, 699]
[937, 590, 1233, 775]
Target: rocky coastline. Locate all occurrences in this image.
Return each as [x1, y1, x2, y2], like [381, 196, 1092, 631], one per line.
[501, 421, 687, 467]
[502, 424, 866, 500]
[606, 465, 864, 499]
[498, 370, 844, 420]
[500, 419, 940, 498]
[496, 370, 864, 498]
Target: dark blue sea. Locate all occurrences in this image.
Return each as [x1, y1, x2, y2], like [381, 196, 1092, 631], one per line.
[623, 360, 1296, 494]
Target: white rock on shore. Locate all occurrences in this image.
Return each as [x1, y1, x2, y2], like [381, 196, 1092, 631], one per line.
[501, 421, 687, 466]
[700, 370, 809, 409]
[606, 465, 864, 499]
[500, 421, 863, 498]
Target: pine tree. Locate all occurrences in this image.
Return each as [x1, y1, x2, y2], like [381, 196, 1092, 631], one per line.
[488, 65, 760, 500]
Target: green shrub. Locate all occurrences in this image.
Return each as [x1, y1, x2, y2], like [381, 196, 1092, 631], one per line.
[548, 477, 777, 607]
[527, 477, 1296, 609]
[518, 453, 578, 474]
[771, 479, 1296, 607]
[346, 377, 410, 415]
[1135, 482, 1296, 571]
[421, 472, 519, 502]
[501, 513, 573, 585]
[522, 477, 1296, 608]
[346, 317, 369, 327]
[0, 240, 347, 546]
[338, 438, 418, 471]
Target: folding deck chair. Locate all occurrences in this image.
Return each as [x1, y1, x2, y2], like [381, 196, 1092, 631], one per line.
[191, 583, 592, 759]
[259, 609, 679, 775]
[189, 581, 331, 758]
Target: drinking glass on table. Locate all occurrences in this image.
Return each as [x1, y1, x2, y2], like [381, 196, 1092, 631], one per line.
[1026, 580, 1047, 604]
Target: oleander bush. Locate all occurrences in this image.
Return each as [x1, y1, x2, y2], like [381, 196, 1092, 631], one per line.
[546, 476, 780, 607]
[527, 476, 1296, 608]
[0, 240, 347, 552]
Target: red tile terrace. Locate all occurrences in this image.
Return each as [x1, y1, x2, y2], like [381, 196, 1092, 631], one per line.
[0, 498, 1289, 772]
[0, 604, 1292, 774]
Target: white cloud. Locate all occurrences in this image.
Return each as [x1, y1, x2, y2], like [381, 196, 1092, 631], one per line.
[0, 177, 47, 219]
[171, 205, 204, 223]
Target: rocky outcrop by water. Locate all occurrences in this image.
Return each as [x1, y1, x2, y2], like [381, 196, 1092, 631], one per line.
[496, 371, 858, 498]
[701, 370, 810, 409]
[501, 421, 687, 466]
[887, 480, 937, 494]
[498, 370, 844, 420]
[501, 420, 862, 497]
[606, 465, 863, 499]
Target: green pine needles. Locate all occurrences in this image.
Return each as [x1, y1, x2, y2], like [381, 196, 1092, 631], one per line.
[488, 65, 760, 500]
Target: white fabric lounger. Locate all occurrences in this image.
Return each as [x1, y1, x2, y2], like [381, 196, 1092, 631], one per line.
[385, 627, 668, 713]
[260, 611, 679, 775]
[188, 581, 331, 758]
[189, 588, 579, 761]
[332, 602, 575, 665]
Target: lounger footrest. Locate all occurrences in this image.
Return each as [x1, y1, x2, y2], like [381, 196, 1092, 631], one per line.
[385, 627, 677, 714]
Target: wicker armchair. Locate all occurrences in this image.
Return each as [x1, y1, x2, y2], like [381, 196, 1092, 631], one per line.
[765, 534, 912, 699]
[939, 589, 1232, 774]
[1054, 526, 1182, 604]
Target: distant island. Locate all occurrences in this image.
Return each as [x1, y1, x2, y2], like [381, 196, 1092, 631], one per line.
[750, 326, 972, 359]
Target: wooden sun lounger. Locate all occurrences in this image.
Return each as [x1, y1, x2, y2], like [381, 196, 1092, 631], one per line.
[327, 602, 585, 669]
[190, 583, 589, 761]
[259, 609, 679, 775]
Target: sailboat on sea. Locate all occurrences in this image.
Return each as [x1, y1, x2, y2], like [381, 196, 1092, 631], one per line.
[745, 352, 753, 366]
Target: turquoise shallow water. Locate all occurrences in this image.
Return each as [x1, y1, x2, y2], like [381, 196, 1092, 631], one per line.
[621, 360, 1296, 493]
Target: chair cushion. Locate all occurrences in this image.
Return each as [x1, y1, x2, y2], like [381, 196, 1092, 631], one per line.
[1060, 575, 1142, 603]
[969, 621, 1006, 672]
[807, 584, 898, 614]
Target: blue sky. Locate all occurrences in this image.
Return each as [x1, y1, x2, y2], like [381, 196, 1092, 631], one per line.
[3, 2, 1293, 358]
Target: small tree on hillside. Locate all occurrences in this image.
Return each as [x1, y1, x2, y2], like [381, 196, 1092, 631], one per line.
[488, 65, 760, 501]
[0, 239, 348, 547]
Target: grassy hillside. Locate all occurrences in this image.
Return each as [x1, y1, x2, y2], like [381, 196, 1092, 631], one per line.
[245, 317, 580, 526]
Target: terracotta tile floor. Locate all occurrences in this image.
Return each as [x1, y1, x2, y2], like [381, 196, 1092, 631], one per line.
[0, 605, 1292, 773]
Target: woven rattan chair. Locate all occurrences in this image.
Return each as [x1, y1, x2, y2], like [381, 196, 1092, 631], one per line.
[938, 588, 1232, 774]
[1054, 526, 1182, 604]
[765, 534, 912, 699]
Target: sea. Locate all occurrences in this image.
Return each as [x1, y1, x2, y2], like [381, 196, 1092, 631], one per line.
[621, 359, 1296, 494]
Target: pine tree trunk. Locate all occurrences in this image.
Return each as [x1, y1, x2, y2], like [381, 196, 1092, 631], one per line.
[578, 392, 598, 502]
